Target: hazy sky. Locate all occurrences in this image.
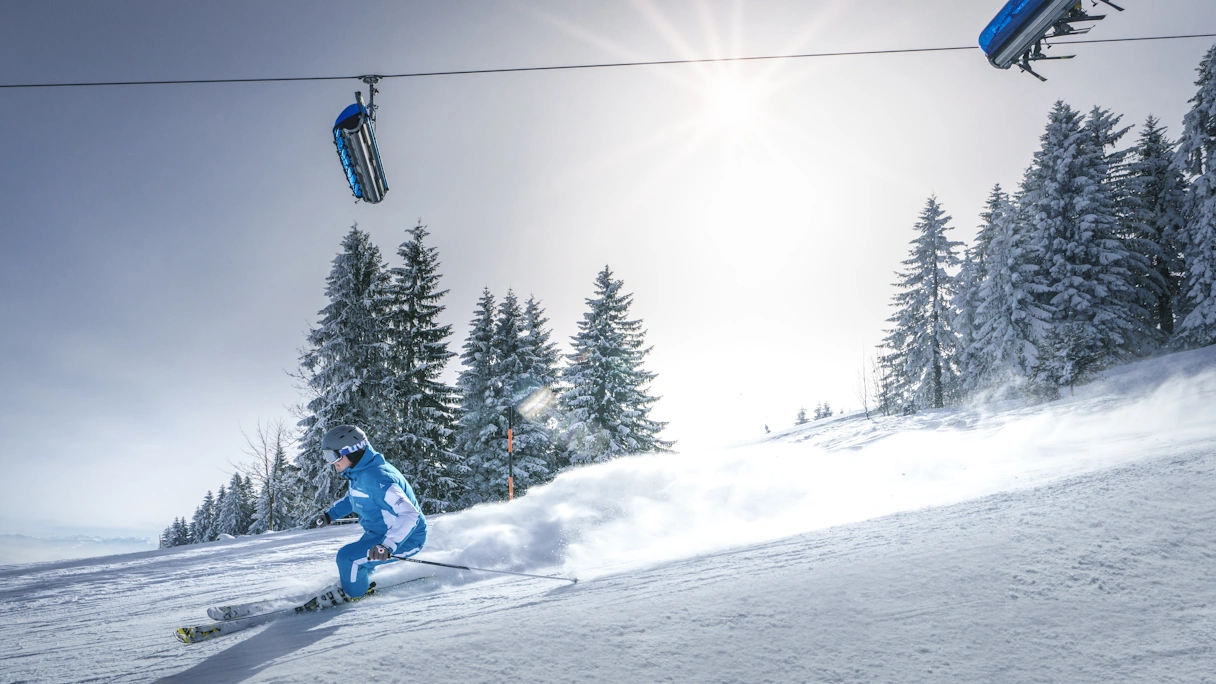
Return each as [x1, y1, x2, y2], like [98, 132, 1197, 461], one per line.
[2, 1, 1214, 539]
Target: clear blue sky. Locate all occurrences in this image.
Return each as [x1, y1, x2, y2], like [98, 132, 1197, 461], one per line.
[2, 0, 1213, 539]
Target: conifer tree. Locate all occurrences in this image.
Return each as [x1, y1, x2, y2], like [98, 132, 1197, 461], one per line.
[212, 485, 227, 534]
[214, 473, 251, 536]
[1124, 117, 1188, 337]
[454, 289, 501, 505]
[171, 517, 191, 547]
[560, 267, 671, 463]
[882, 197, 963, 409]
[1020, 103, 1150, 389]
[159, 522, 175, 549]
[517, 296, 563, 473]
[796, 407, 808, 425]
[241, 476, 256, 532]
[489, 291, 554, 496]
[189, 491, 216, 543]
[1176, 44, 1216, 348]
[954, 187, 1004, 395]
[969, 187, 1052, 394]
[455, 289, 559, 503]
[296, 226, 392, 515]
[384, 222, 463, 513]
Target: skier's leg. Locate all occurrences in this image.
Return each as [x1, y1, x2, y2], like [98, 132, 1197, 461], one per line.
[335, 535, 383, 597]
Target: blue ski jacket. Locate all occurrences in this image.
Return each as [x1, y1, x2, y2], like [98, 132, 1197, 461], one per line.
[326, 447, 427, 555]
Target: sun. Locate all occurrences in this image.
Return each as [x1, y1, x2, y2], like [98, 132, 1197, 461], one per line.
[702, 75, 762, 135]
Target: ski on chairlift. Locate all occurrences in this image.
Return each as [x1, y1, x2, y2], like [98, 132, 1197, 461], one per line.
[979, 0, 1124, 81]
[333, 76, 389, 203]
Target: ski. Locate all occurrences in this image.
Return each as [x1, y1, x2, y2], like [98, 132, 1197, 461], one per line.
[176, 575, 433, 644]
[206, 583, 341, 622]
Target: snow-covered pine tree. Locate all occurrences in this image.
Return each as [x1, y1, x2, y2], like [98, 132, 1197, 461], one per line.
[796, 407, 808, 425]
[211, 485, 226, 536]
[953, 186, 1004, 396]
[455, 289, 557, 503]
[1124, 116, 1188, 337]
[881, 197, 963, 410]
[159, 522, 174, 549]
[968, 187, 1051, 395]
[454, 289, 501, 506]
[384, 222, 463, 514]
[171, 517, 191, 547]
[559, 267, 671, 463]
[213, 473, 251, 537]
[1176, 44, 1216, 349]
[188, 491, 216, 544]
[490, 291, 554, 497]
[518, 296, 563, 474]
[188, 506, 203, 544]
[241, 476, 256, 532]
[1020, 102, 1150, 390]
[1092, 107, 1163, 355]
[296, 226, 393, 516]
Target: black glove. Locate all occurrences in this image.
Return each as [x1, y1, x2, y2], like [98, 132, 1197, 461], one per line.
[311, 512, 332, 529]
[367, 544, 392, 561]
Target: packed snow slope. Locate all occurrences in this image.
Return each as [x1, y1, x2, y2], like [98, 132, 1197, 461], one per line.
[2, 347, 1215, 683]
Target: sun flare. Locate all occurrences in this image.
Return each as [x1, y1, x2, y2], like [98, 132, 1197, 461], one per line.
[703, 76, 761, 134]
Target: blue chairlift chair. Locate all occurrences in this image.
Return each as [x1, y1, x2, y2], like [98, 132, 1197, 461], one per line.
[334, 78, 389, 203]
[979, 0, 1124, 80]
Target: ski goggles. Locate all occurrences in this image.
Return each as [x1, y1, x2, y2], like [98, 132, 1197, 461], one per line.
[323, 439, 368, 464]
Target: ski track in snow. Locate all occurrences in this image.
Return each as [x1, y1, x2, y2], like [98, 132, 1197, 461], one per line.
[1, 348, 1215, 683]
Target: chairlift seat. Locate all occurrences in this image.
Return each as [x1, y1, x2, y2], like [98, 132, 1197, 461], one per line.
[333, 101, 389, 204]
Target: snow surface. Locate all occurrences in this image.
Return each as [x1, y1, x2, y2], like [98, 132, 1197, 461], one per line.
[2, 348, 1215, 683]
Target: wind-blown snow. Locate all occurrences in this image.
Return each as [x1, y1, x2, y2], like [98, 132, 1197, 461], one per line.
[423, 347, 1216, 581]
[1, 348, 1214, 682]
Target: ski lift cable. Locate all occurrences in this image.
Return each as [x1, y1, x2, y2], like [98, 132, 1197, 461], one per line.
[1, 31, 1213, 90]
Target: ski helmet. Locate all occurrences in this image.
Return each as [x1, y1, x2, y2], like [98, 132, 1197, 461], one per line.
[321, 425, 369, 464]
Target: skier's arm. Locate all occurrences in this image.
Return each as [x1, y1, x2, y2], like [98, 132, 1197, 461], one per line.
[379, 484, 421, 553]
[326, 495, 353, 521]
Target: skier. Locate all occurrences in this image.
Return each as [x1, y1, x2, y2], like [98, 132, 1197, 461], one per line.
[312, 425, 427, 600]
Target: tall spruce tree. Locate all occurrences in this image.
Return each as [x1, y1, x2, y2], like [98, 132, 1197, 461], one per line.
[953, 186, 1004, 396]
[1019, 102, 1148, 390]
[492, 292, 556, 497]
[159, 522, 174, 549]
[882, 197, 963, 409]
[296, 226, 392, 515]
[171, 517, 191, 547]
[212, 485, 227, 535]
[214, 472, 252, 536]
[188, 491, 216, 544]
[454, 289, 558, 503]
[1125, 117, 1188, 337]
[970, 187, 1052, 393]
[1176, 44, 1216, 348]
[518, 296, 563, 474]
[559, 266, 671, 463]
[384, 222, 463, 514]
[454, 289, 501, 505]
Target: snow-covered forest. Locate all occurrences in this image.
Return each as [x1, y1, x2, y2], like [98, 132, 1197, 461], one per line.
[161, 223, 669, 546]
[163, 43, 1216, 549]
[876, 46, 1216, 413]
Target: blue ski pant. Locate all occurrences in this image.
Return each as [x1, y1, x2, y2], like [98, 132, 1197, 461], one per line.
[336, 532, 422, 597]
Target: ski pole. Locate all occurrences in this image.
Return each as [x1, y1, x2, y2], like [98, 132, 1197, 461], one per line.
[391, 556, 578, 584]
